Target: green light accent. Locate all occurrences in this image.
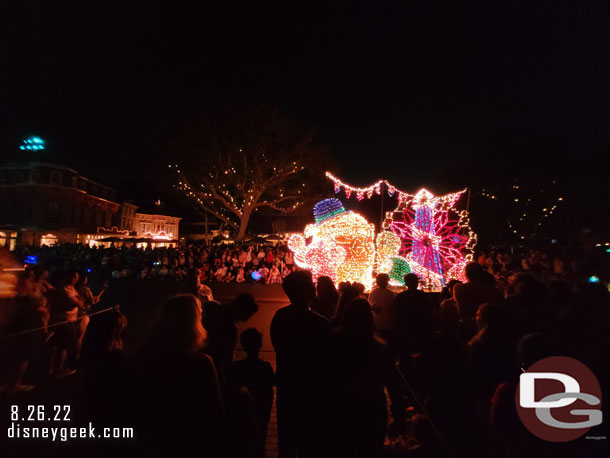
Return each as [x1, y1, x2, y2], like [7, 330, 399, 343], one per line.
[388, 256, 411, 285]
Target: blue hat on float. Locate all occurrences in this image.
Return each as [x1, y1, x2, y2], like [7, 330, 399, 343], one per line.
[313, 198, 346, 223]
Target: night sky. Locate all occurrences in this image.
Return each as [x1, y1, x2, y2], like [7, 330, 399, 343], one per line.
[2, 2, 610, 231]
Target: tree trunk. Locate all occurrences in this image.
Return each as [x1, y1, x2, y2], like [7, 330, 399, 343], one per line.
[235, 208, 253, 241]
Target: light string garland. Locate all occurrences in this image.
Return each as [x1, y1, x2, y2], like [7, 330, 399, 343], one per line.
[326, 172, 385, 200]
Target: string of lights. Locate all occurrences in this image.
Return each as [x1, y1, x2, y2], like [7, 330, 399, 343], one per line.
[170, 154, 308, 237]
[479, 177, 564, 241]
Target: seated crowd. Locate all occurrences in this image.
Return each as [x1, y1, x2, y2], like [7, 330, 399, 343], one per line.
[0, 246, 608, 458]
[15, 243, 296, 283]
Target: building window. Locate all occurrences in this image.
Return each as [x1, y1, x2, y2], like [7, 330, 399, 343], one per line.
[41, 234, 58, 246]
[14, 172, 24, 183]
[50, 171, 62, 185]
[0, 231, 18, 251]
[30, 170, 40, 182]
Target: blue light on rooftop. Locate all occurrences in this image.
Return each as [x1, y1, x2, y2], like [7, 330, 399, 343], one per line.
[21, 136, 46, 151]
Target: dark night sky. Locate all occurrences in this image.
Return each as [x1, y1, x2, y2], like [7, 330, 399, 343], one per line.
[2, 1, 610, 206]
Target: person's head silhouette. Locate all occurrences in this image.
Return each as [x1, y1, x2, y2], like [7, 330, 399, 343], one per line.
[282, 271, 316, 307]
[376, 273, 390, 289]
[404, 273, 419, 290]
[464, 262, 484, 282]
[240, 328, 263, 358]
[340, 298, 375, 340]
[230, 293, 258, 322]
[150, 294, 207, 353]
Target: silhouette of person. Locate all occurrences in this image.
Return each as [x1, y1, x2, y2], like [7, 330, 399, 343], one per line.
[229, 328, 275, 458]
[132, 294, 223, 456]
[204, 293, 258, 383]
[453, 262, 503, 320]
[325, 298, 406, 457]
[270, 271, 331, 458]
[394, 273, 434, 358]
[310, 275, 339, 320]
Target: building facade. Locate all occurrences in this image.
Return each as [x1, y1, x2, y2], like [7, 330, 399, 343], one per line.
[133, 213, 181, 240]
[0, 162, 180, 247]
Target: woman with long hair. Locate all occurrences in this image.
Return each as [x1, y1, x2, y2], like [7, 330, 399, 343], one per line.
[310, 276, 339, 320]
[329, 283, 360, 328]
[132, 294, 223, 456]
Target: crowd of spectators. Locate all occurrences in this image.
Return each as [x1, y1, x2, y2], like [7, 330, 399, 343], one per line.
[1, 243, 608, 457]
[15, 243, 297, 284]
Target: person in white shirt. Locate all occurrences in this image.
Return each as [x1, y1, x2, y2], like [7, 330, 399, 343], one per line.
[368, 273, 396, 346]
[238, 248, 249, 266]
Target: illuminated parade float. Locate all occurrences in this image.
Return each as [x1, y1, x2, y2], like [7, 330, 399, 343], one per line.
[288, 172, 477, 291]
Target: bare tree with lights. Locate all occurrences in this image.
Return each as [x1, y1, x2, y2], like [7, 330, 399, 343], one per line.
[170, 104, 327, 241]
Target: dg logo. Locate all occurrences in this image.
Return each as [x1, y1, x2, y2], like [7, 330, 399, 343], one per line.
[516, 356, 602, 442]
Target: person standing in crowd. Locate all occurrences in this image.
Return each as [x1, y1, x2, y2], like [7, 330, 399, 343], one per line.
[132, 294, 223, 456]
[229, 328, 275, 458]
[453, 262, 503, 320]
[271, 271, 332, 458]
[437, 279, 462, 341]
[325, 298, 406, 457]
[330, 283, 361, 328]
[467, 303, 515, 420]
[393, 273, 434, 360]
[4, 270, 48, 393]
[203, 293, 259, 383]
[80, 310, 130, 427]
[75, 274, 107, 311]
[310, 276, 339, 320]
[368, 273, 396, 345]
[33, 265, 55, 298]
[50, 269, 86, 377]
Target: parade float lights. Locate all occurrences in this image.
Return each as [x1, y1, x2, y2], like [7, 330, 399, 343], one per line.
[289, 173, 477, 291]
[385, 188, 477, 290]
[288, 198, 376, 290]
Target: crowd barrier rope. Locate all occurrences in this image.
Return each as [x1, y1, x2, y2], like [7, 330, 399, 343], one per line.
[0, 306, 117, 342]
[394, 362, 455, 458]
